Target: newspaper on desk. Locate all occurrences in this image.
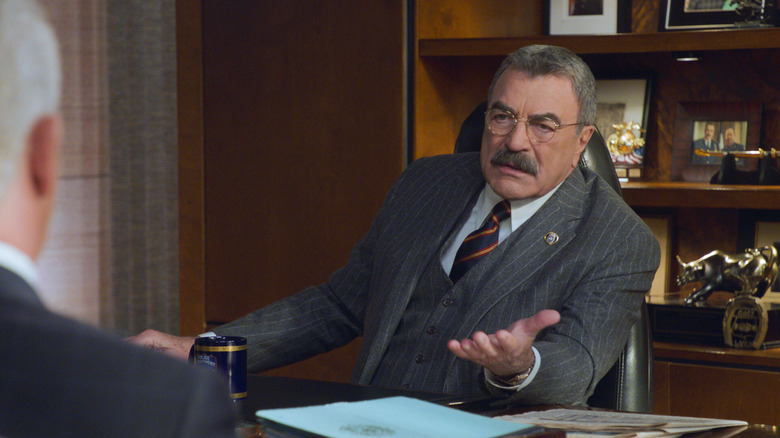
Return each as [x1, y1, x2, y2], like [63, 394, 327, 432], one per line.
[495, 408, 748, 438]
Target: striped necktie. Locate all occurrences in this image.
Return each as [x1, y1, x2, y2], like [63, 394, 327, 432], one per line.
[449, 200, 511, 283]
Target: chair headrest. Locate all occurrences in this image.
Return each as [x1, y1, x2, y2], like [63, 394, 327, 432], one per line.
[453, 102, 622, 196]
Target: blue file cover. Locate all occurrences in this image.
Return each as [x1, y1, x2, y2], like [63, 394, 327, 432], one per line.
[256, 396, 544, 438]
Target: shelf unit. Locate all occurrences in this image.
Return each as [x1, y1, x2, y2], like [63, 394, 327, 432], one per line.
[413, 2, 780, 420]
[419, 28, 780, 214]
[414, 27, 780, 164]
[413, 1, 780, 287]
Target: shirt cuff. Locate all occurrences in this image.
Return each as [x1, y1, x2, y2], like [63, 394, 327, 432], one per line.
[484, 346, 540, 392]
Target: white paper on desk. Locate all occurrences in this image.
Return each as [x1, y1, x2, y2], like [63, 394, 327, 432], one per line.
[256, 396, 538, 438]
[496, 408, 747, 436]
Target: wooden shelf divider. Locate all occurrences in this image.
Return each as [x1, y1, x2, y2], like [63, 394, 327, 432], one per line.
[419, 28, 780, 57]
[621, 182, 780, 210]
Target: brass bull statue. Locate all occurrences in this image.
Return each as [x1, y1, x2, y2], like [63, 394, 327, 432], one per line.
[677, 246, 778, 305]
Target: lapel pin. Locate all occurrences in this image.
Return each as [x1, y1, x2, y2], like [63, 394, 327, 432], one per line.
[544, 231, 559, 245]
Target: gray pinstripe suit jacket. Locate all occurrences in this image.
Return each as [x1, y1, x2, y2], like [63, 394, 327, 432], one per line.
[216, 152, 660, 406]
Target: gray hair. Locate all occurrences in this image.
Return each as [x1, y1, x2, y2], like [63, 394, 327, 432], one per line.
[0, 0, 60, 197]
[487, 45, 597, 130]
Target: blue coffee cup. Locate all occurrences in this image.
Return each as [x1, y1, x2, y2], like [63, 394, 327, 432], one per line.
[191, 335, 247, 401]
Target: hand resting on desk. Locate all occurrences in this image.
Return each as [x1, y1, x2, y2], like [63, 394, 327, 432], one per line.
[446, 309, 560, 378]
[127, 329, 195, 361]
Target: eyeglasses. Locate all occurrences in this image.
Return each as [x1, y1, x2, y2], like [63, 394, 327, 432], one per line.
[485, 109, 584, 143]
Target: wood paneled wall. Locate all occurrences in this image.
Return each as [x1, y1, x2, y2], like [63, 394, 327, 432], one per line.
[178, 1, 405, 382]
[413, 0, 543, 160]
[416, 0, 543, 39]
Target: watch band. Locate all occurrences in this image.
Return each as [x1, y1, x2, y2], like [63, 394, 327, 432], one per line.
[496, 363, 534, 386]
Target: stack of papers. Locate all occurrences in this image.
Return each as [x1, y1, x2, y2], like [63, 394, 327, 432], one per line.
[496, 408, 749, 438]
[256, 396, 545, 438]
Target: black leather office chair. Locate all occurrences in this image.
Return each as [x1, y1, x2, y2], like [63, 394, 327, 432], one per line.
[454, 102, 654, 413]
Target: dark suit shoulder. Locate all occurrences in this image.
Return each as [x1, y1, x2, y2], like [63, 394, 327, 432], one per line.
[0, 290, 236, 438]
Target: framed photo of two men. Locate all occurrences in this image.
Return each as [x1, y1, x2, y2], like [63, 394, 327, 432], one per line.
[670, 101, 762, 182]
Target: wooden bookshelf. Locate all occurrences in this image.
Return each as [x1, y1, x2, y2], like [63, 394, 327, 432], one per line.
[413, 1, 780, 421]
[413, 0, 780, 277]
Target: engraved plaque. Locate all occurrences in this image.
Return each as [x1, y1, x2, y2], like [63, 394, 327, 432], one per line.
[723, 295, 769, 349]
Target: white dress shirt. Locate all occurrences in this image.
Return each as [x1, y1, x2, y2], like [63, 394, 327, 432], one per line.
[0, 240, 39, 290]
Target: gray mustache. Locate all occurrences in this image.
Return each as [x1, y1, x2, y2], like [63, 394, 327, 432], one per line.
[490, 149, 538, 176]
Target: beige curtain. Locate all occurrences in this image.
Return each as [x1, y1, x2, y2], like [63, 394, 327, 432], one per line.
[36, 0, 178, 336]
[106, 0, 179, 335]
[36, 0, 111, 327]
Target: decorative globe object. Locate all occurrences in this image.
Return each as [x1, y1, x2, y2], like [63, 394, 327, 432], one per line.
[606, 121, 645, 166]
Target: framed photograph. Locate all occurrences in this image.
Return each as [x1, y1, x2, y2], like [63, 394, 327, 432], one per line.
[595, 74, 654, 170]
[661, 0, 772, 30]
[737, 210, 780, 300]
[547, 0, 631, 35]
[641, 215, 673, 298]
[670, 101, 762, 182]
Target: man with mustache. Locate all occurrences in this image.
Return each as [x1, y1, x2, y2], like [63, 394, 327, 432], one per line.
[132, 45, 659, 406]
[692, 121, 720, 165]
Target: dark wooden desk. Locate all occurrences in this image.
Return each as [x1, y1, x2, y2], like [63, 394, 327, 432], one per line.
[240, 374, 439, 414]
[239, 374, 780, 438]
[239, 374, 500, 419]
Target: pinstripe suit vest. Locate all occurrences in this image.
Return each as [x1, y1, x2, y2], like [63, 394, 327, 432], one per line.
[369, 238, 473, 392]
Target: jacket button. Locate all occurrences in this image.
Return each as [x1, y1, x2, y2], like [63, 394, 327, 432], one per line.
[426, 326, 438, 335]
[414, 354, 424, 363]
[442, 298, 453, 307]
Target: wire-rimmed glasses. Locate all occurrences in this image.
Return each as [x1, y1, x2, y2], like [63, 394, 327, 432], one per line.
[485, 109, 584, 143]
